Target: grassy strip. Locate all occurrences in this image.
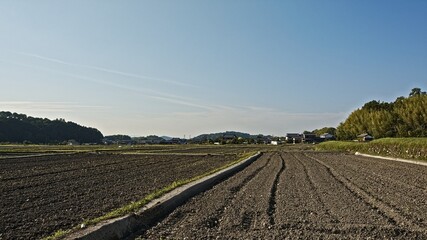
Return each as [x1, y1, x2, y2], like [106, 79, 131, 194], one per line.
[315, 138, 427, 161]
[43, 151, 258, 240]
[43, 230, 71, 240]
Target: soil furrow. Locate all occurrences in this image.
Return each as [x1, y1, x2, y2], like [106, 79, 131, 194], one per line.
[267, 153, 285, 226]
[310, 152, 427, 229]
[335, 154, 427, 191]
[304, 153, 425, 233]
[196, 154, 272, 230]
[291, 152, 338, 223]
[215, 153, 280, 231]
[139, 153, 276, 238]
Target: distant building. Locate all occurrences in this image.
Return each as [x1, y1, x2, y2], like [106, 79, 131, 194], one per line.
[254, 135, 272, 144]
[357, 133, 374, 142]
[320, 133, 335, 141]
[302, 133, 317, 143]
[285, 133, 302, 143]
[170, 138, 187, 144]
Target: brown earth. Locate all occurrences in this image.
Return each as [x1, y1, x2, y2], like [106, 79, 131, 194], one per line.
[136, 152, 427, 239]
[0, 152, 241, 240]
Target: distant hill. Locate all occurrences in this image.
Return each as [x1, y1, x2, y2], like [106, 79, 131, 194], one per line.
[192, 131, 263, 142]
[104, 135, 132, 142]
[0, 111, 103, 144]
[160, 136, 173, 140]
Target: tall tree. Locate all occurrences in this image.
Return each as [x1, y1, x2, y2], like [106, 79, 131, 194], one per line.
[336, 88, 427, 140]
[409, 87, 426, 97]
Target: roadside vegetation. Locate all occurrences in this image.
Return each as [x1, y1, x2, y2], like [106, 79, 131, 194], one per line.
[316, 138, 427, 161]
[319, 88, 427, 161]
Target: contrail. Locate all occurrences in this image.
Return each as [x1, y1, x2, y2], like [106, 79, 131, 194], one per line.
[15, 51, 199, 88]
[0, 58, 215, 111]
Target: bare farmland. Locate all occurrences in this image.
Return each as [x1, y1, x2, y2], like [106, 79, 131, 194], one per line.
[2, 147, 426, 239]
[138, 152, 427, 239]
[0, 151, 246, 240]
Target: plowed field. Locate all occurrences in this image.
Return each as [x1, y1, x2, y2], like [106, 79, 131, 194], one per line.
[138, 152, 427, 239]
[0, 152, 242, 240]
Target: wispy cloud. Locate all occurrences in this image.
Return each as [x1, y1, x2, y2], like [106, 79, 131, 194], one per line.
[0, 58, 220, 111]
[1, 52, 347, 136]
[0, 101, 109, 113]
[15, 51, 199, 88]
[1, 51, 238, 112]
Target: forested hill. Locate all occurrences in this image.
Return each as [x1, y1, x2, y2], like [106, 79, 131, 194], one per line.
[337, 88, 427, 140]
[192, 131, 264, 142]
[0, 112, 103, 144]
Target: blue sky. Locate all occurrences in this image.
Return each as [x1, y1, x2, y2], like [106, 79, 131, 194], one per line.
[0, 1, 426, 137]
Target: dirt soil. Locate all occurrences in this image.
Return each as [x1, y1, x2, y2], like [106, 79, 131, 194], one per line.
[0, 152, 240, 240]
[136, 152, 427, 239]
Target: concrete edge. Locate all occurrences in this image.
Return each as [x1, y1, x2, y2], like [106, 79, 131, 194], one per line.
[355, 152, 427, 167]
[65, 151, 262, 240]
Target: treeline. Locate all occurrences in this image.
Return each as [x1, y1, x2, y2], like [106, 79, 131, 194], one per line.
[192, 131, 275, 144]
[0, 112, 103, 144]
[192, 131, 252, 142]
[103, 135, 132, 142]
[304, 127, 336, 136]
[337, 88, 427, 140]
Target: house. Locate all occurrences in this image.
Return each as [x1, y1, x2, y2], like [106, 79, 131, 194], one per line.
[320, 133, 335, 141]
[302, 133, 317, 143]
[255, 135, 272, 144]
[254, 135, 267, 144]
[67, 139, 80, 146]
[170, 138, 187, 144]
[285, 133, 302, 143]
[357, 133, 374, 142]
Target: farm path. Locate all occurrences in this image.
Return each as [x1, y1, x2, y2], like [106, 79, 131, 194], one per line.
[137, 152, 427, 239]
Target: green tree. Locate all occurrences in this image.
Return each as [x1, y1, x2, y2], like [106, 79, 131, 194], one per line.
[337, 88, 427, 140]
[409, 87, 426, 97]
[312, 127, 336, 136]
